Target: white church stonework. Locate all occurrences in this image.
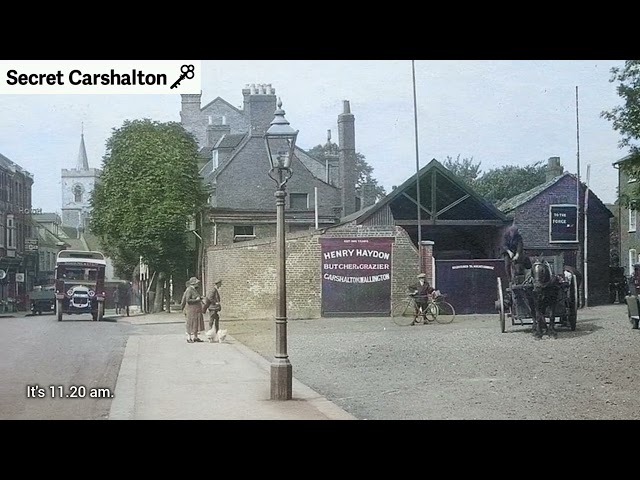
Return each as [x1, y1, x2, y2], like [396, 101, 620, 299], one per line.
[61, 132, 100, 230]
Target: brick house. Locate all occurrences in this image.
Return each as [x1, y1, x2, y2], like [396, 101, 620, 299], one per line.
[0, 152, 35, 309]
[498, 157, 613, 306]
[180, 85, 370, 294]
[613, 154, 640, 279]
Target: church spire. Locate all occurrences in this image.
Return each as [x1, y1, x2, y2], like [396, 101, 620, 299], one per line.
[77, 126, 89, 170]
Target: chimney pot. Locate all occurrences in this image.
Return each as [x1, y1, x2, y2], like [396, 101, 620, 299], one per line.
[343, 100, 351, 114]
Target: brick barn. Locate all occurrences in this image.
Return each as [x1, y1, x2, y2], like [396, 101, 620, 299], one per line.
[497, 157, 613, 306]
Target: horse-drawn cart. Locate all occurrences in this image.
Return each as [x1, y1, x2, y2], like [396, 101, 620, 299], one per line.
[495, 259, 579, 335]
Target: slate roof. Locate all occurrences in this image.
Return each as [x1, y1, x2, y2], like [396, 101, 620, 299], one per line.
[36, 224, 66, 248]
[497, 174, 570, 213]
[199, 134, 248, 180]
[58, 226, 87, 250]
[217, 133, 246, 150]
[497, 172, 612, 217]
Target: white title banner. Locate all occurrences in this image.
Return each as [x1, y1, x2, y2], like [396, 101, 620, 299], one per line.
[0, 60, 202, 94]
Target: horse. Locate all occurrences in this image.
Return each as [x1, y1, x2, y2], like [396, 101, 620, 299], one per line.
[529, 257, 563, 338]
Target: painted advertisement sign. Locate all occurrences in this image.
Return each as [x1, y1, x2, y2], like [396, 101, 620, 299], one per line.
[320, 237, 394, 316]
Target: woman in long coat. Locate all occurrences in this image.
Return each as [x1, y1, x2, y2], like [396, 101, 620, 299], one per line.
[181, 277, 205, 343]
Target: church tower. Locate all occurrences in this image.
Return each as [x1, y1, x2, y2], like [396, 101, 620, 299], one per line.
[61, 129, 101, 231]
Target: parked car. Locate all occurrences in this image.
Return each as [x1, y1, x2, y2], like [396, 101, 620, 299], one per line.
[30, 285, 56, 315]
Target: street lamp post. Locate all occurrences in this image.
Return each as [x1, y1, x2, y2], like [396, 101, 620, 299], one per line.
[264, 98, 298, 400]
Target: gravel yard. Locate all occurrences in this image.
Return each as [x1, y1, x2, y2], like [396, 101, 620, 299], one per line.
[223, 303, 640, 420]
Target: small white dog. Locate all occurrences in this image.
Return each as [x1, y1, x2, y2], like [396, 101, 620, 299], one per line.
[205, 328, 228, 343]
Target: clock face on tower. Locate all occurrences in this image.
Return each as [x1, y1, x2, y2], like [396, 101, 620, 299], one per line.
[73, 183, 85, 203]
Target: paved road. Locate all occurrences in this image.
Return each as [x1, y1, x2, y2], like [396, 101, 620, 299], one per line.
[0, 311, 129, 419]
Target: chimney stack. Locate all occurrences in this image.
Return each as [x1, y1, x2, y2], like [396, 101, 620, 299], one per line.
[207, 122, 231, 148]
[546, 156, 564, 181]
[242, 83, 277, 135]
[338, 100, 357, 217]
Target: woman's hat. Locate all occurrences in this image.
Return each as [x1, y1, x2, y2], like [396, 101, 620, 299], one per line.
[417, 273, 427, 278]
[187, 277, 200, 286]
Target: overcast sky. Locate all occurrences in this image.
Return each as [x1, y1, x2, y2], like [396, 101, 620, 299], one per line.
[0, 60, 630, 212]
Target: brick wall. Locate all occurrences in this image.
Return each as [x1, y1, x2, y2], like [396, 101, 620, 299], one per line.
[201, 102, 249, 135]
[205, 224, 422, 320]
[181, 95, 250, 148]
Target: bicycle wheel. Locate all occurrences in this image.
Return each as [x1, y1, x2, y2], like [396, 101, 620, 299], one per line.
[392, 300, 416, 326]
[424, 303, 438, 322]
[434, 300, 456, 324]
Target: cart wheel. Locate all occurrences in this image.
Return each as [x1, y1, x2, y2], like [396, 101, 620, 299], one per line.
[56, 300, 63, 322]
[497, 277, 506, 333]
[392, 300, 415, 326]
[568, 276, 578, 331]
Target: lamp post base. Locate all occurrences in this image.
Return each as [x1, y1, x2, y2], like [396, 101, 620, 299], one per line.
[270, 358, 293, 400]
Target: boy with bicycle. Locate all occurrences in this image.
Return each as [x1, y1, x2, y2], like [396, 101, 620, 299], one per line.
[412, 273, 435, 315]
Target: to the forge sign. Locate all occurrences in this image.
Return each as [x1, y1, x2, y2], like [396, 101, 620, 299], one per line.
[549, 204, 578, 243]
[320, 237, 394, 316]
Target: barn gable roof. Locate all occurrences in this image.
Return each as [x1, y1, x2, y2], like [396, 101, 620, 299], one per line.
[342, 158, 510, 226]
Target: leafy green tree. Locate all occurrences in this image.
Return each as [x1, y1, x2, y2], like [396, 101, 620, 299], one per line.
[441, 155, 547, 205]
[473, 161, 547, 205]
[442, 154, 482, 186]
[89, 119, 208, 312]
[306, 143, 386, 200]
[601, 60, 640, 206]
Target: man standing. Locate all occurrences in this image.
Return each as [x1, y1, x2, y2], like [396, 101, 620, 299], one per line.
[122, 281, 132, 317]
[502, 225, 529, 284]
[113, 286, 120, 315]
[202, 278, 222, 334]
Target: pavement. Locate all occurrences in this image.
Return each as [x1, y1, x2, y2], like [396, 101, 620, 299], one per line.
[108, 310, 356, 420]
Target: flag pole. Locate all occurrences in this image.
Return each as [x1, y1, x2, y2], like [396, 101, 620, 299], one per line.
[575, 85, 582, 306]
[412, 60, 423, 269]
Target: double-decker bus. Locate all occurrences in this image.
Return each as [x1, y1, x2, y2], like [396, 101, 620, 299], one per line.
[54, 250, 106, 321]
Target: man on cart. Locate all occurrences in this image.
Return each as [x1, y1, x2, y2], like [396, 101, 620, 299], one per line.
[502, 225, 531, 285]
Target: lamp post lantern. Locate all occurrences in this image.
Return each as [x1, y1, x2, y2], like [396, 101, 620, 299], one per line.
[264, 98, 298, 400]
